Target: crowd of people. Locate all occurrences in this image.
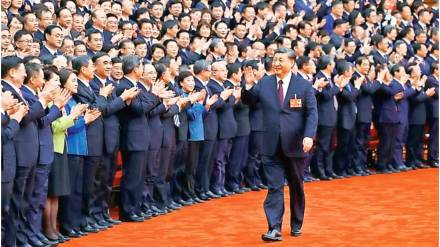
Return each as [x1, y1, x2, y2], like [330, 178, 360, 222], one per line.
[1, 0, 439, 245]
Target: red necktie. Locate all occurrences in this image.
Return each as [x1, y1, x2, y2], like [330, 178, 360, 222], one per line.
[277, 80, 284, 106]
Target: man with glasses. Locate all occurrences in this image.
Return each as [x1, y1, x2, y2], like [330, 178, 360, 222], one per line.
[41, 25, 64, 59]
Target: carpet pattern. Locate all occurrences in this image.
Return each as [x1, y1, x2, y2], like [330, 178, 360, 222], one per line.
[63, 169, 438, 247]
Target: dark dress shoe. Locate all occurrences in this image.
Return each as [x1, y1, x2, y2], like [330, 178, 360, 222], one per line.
[37, 234, 58, 245]
[376, 168, 391, 174]
[57, 232, 70, 242]
[167, 204, 179, 211]
[139, 211, 152, 219]
[206, 191, 220, 199]
[257, 184, 268, 190]
[28, 237, 47, 247]
[178, 199, 193, 206]
[192, 196, 203, 203]
[319, 175, 332, 181]
[233, 188, 245, 194]
[197, 193, 210, 201]
[81, 225, 99, 233]
[261, 229, 282, 242]
[17, 244, 33, 247]
[242, 187, 251, 192]
[44, 232, 61, 242]
[398, 166, 410, 171]
[304, 177, 312, 182]
[330, 173, 343, 179]
[97, 220, 113, 228]
[61, 229, 81, 238]
[291, 229, 302, 237]
[75, 229, 88, 236]
[120, 213, 144, 222]
[90, 222, 107, 230]
[106, 217, 122, 225]
[430, 162, 439, 168]
[222, 189, 233, 196]
[169, 202, 182, 209]
[150, 205, 167, 215]
[416, 163, 429, 169]
[250, 186, 261, 191]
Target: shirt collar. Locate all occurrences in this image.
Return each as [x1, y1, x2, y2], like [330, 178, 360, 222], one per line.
[276, 72, 292, 85]
[96, 75, 107, 86]
[196, 76, 208, 87]
[297, 71, 310, 81]
[125, 76, 138, 87]
[23, 85, 36, 95]
[3, 79, 21, 94]
[44, 44, 57, 56]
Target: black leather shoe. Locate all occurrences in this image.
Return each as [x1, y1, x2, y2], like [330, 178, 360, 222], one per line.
[81, 225, 99, 233]
[57, 232, 70, 242]
[330, 173, 343, 179]
[319, 175, 332, 181]
[28, 238, 47, 247]
[91, 222, 107, 230]
[430, 162, 439, 168]
[193, 196, 203, 203]
[120, 213, 144, 222]
[257, 184, 268, 190]
[304, 177, 312, 182]
[76, 229, 88, 236]
[233, 188, 245, 194]
[242, 187, 251, 192]
[416, 163, 429, 169]
[398, 166, 410, 171]
[139, 211, 152, 219]
[167, 204, 179, 210]
[197, 193, 210, 201]
[250, 186, 261, 191]
[222, 189, 233, 196]
[291, 229, 302, 237]
[261, 229, 282, 242]
[376, 168, 391, 174]
[16, 244, 33, 247]
[206, 191, 220, 199]
[61, 229, 81, 238]
[38, 234, 59, 245]
[106, 217, 122, 225]
[97, 220, 113, 228]
[150, 205, 167, 215]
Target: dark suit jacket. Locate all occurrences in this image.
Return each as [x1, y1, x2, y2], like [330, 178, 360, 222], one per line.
[148, 100, 166, 150]
[314, 71, 339, 127]
[1, 113, 19, 182]
[22, 86, 61, 165]
[352, 72, 380, 123]
[225, 80, 250, 137]
[179, 49, 201, 65]
[408, 89, 429, 125]
[160, 82, 181, 148]
[194, 77, 225, 140]
[208, 79, 237, 140]
[242, 73, 318, 158]
[426, 75, 439, 119]
[336, 83, 359, 130]
[40, 45, 62, 59]
[375, 80, 404, 124]
[116, 77, 160, 151]
[73, 79, 107, 156]
[372, 50, 389, 65]
[90, 76, 126, 154]
[395, 81, 416, 124]
[2, 81, 45, 167]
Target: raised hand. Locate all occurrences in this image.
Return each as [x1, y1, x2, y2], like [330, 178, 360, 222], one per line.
[70, 103, 88, 119]
[243, 67, 256, 87]
[99, 84, 114, 98]
[426, 87, 436, 97]
[9, 103, 28, 122]
[53, 88, 72, 108]
[2, 91, 18, 111]
[205, 94, 219, 108]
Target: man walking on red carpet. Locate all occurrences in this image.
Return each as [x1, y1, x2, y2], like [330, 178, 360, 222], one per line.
[242, 48, 318, 241]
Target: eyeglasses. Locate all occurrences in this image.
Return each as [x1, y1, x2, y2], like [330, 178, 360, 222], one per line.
[52, 34, 64, 38]
[17, 39, 32, 43]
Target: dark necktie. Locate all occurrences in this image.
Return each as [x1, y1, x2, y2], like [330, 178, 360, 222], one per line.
[277, 80, 284, 106]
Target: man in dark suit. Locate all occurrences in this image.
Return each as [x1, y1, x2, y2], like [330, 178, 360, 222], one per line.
[208, 61, 236, 196]
[242, 48, 318, 241]
[1, 91, 27, 246]
[372, 35, 390, 65]
[40, 25, 64, 59]
[115, 55, 162, 222]
[1, 56, 51, 247]
[409, 43, 430, 76]
[375, 64, 405, 173]
[72, 56, 112, 231]
[314, 55, 340, 180]
[90, 53, 139, 227]
[22, 63, 67, 246]
[426, 64, 439, 167]
[193, 60, 223, 201]
[224, 63, 251, 192]
[85, 29, 104, 58]
[352, 57, 380, 175]
[333, 61, 363, 176]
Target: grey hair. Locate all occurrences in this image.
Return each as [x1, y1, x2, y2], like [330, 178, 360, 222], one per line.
[122, 55, 141, 75]
[193, 59, 210, 75]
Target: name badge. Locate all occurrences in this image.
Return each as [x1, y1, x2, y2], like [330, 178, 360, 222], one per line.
[290, 95, 302, 108]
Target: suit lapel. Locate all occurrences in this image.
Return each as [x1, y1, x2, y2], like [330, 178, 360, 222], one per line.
[284, 73, 297, 108]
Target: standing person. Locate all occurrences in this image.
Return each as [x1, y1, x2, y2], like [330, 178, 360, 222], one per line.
[2, 56, 52, 247]
[23, 64, 70, 246]
[242, 48, 318, 241]
[426, 64, 439, 168]
[90, 52, 139, 226]
[208, 60, 236, 196]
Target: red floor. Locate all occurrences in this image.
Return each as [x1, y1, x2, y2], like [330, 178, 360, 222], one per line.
[63, 168, 439, 246]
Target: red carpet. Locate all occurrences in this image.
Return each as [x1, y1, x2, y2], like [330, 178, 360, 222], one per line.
[63, 169, 438, 246]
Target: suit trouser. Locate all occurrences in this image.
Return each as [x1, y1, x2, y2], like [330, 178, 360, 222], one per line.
[2, 181, 13, 245]
[406, 124, 425, 165]
[181, 141, 200, 200]
[210, 139, 232, 193]
[93, 150, 117, 221]
[391, 122, 408, 168]
[82, 155, 102, 225]
[226, 136, 249, 191]
[59, 155, 84, 232]
[154, 146, 175, 208]
[4, 165, 34, 246]
[352, 122, 371, 172]
[120, 151, 147, 217]
[24, 163, 51, 241]
[376, 123, 398, 170]
[195, 140, 216, 195]
[428, 119, 439, 164]
[171, 140, 188, 202]
[315, 125, 335, 177]
[262, 146, 306, 232]
[334, 127, 355, 174]
[143, 149, 160, 210]
[247, 131, 266, 186]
